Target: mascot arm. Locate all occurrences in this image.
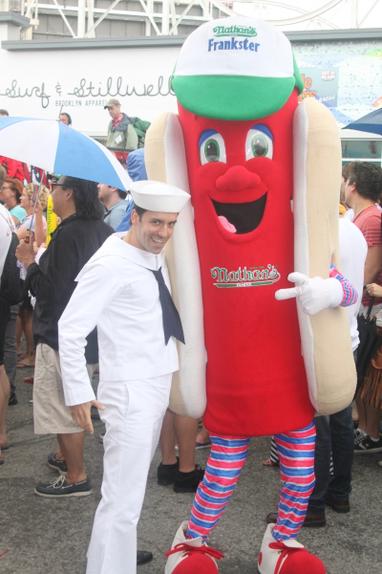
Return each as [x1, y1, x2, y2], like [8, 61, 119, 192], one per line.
[291, 97, 356, 415]
[145, 112, 207, 418]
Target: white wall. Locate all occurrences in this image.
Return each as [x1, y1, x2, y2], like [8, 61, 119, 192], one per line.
[0, 45, 179, 135]
[0, 37, 381, 136]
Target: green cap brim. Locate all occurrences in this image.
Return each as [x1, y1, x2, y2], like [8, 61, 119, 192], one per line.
[172, 75, 297, 120]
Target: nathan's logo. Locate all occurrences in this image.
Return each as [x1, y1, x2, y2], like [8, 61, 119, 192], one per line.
[208, 36, 260, 53]
[210, 265, 280, 289]
[213, 25, 257, 37]
[208, 26, 260, 53]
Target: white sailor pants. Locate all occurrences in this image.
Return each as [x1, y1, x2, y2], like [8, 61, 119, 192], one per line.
[86, 374, 172, 574]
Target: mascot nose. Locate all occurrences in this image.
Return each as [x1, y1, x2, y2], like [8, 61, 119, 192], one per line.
[216, 166, 261, 193]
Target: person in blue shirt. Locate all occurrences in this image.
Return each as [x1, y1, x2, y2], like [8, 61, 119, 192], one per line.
[116, 148, 148, 233]
[98, 183, 129, 231]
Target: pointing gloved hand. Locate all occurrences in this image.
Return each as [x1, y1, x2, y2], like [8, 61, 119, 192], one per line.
[275, 272, 343, 316]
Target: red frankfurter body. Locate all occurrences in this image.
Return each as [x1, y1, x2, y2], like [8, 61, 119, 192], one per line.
[178, 93, 314, 437]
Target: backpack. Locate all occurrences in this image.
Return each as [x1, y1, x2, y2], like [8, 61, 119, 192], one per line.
[0, 232, 23, 306]
[130, 117, 151, 148]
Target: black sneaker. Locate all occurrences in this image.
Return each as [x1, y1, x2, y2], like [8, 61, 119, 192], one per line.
[353, 428, 367, 447]
[157, 458, 179, 485]
[34, 475, 92, 497]
[303, 510, 326, 527]
[137, 550, 153, 565]
[325, 494, 350, 513]
[47, 452, 67, 474]
[354, 434, 382, 454]
[173, 465, 204, 493]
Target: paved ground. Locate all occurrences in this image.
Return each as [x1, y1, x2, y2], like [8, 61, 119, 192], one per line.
[1, 366, 381, 574]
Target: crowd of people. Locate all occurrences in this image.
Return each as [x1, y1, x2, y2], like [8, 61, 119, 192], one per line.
[0, 104, 209, 571]
[0, 100, 382, 573]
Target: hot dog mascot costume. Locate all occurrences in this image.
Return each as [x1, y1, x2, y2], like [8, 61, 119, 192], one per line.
[145, 16, 357, 574]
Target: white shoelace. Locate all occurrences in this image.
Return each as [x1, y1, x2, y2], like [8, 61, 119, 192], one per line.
[354, 428, 367, 445]
[50, 474, 67, 489]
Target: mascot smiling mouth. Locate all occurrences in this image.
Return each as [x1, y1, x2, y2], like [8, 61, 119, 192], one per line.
[212, 193, 267, 234]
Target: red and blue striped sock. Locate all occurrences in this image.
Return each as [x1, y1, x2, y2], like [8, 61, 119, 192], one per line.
[186, 435, 250, 539]
[185, 422, 316, 542]
[272, 421, 316, 541]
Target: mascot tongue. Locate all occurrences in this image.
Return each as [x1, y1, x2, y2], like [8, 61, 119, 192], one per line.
[218, 216, 237, 233]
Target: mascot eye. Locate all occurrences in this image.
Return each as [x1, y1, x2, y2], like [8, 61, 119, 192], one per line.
[199, 130, 227, 164]
[245, 125, 273, 160]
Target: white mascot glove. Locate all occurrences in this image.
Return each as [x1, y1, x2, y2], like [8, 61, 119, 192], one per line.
[275, 272, 343, 316]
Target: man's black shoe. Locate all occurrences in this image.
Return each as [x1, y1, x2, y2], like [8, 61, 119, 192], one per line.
[325, 494, 350, 513]
[302, 510, 326, 527]
[137, 550, 153, 565]
[157, 458, 179, 485]
[47, 452, 68, 474]
[173, 465, 204, 493]
[34, 475, 91, 497]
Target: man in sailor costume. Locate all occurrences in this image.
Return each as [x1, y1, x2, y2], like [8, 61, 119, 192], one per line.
[58, 180, 189, 574]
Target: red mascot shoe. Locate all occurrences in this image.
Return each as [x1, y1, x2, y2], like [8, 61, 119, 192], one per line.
[257, 524, 326, 574]
[165, 521, 223, 574]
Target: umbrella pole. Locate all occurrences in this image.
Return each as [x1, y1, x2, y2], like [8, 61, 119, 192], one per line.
[26, 167, 44, 244]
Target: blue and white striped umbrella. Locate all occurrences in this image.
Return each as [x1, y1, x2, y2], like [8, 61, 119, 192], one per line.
[0, 116, 132, 190]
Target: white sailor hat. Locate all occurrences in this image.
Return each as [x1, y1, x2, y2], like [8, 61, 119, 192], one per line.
[130, 180, 190, 213]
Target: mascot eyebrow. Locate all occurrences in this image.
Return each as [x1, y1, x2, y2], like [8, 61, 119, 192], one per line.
[249, 124, 273, 139]
[199, 129, 219, 146]
[198, 129, 227, 164]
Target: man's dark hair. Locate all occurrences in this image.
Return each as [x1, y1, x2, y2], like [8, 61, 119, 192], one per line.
[61, 176, 104, 220]
[342, 164, 349, 180]
[60, 112, 72, 125]
[0, 109, 9, 116]
[346, 161, 382, 203]
[117, 188, 127, 199]
[133, 205, 147, 220]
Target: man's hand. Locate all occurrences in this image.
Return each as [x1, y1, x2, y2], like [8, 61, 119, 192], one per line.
[16, 238, 35, 268]
[70, 400, 105, 434]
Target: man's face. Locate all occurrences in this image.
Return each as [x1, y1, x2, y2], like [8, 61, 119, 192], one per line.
[131, 210, 178, 254]
[0, 182, 17, 208]
[343, 177, 355, 207]
[51, 177, 72, 218]
[107, 104, 121, 120]
[98, 183, 114, 204]
[20, 190, 31, 210]
[59, 114, 70, 125]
